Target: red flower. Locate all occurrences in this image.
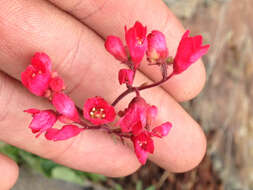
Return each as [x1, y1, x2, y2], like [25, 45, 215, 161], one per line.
[118, 97, 150, 135]
[83, 97, 116, 125]
[146, 105, 158, 126]
[125, 21, 147, 68]
[105, 36, 128, 62]
[45, 125, 83, 141]
[31, 52, 52, 73]
[52, 92, 80, 122]
[118, 69, 134, 85]
[151, 122, 172, 138]
[21, 52, 52, 96]
[132, 132, 154, 165]
[173, 30, 210, 74]
[147, 30, 168, 63]
[24, 109, 57, 137]
[49, 76, 65, 92]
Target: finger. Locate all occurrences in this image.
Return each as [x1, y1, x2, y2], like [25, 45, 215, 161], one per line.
[0, 153, 19, 190]
[47, 0, 206, 102]
[0, 72, 140, 177]
[0, 0, 206, 172]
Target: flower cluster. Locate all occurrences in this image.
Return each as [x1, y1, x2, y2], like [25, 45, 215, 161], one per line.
[22, 21, 209, 165]
[22, 53, 82, 140]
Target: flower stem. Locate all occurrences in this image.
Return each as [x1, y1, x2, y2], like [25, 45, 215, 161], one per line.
[112, 72, 174, 106]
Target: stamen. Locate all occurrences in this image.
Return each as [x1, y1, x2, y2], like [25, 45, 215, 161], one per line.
[89, 107, 106, 119]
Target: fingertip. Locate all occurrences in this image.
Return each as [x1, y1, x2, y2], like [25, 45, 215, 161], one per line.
[0, 154, 19, 190]
[169, 59, 207, 102]
[105, 154, 141, 177]
[170, 125, 207, 173]
[149, 118, 207, 173]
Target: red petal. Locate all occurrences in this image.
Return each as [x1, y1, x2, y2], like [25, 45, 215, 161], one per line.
[118, 69, 134, 85]
[83, 96, 116, 125]
[31, 52, 52, 73]
[52, 92, 80, 122]
[105, 36, 128, 62]
[125, 21, 147, 67]
[49, 76, 65, 92]
[28, 110, 57, 136]
[147, 30, 168, 63]
[45, 125, 83, 141]
[151, 122, 172, 138]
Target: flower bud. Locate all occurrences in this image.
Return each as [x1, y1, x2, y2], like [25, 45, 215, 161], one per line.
[118, 69, 134, 85]
[52, 92, 80, 122]
[151, 122, 172, 138]
[105, 36, 128, 62]
[147, 30, 168, 63]
[45, 125, 83, 141]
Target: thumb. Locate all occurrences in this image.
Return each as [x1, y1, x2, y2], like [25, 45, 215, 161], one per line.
[0, 153, 19, 190]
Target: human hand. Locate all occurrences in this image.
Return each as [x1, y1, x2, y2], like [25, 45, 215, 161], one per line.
[0, 0, 207, 186]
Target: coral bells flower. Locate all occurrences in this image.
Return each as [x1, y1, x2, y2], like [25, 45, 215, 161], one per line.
[21, 52, 52, 96]
[132, 132, 154, 165]
[24, 109, 57, 137]
[52, 92, 80, 122]
[45, 125, 83, 141]
[125, 21, 147, 68]
[118, 69, 134, 85]
[105, 36, 128, 62]
[31, 52, 52, 72]
[49, 76, 65, 92]
[151, 122, 172, 138]
[83, 97, 116, 125]
[173, 30, 210, 74]
[118, 97, 154, 135]
[147, 30, 168, 63]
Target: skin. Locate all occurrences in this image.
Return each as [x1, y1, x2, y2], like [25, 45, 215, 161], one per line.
[0, 154, 19, 190]
[0, 0, 207, 188]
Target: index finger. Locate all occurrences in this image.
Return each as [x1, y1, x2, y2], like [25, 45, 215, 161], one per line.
[47, 0, 206, 102]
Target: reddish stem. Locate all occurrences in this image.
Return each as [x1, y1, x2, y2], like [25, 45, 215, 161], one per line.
[112, 72, 175, 106]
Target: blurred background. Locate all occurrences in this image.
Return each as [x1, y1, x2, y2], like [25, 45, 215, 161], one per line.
[1, 0, 253, 189]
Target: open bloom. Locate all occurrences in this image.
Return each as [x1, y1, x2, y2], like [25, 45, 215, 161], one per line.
[147, 30, 168, 63]
[125, 21, 147, 68]
[45, 125, 83, 141]
[173, 30, 210, 74]
[118, 69, 134, 85]
[21, 52, 52, 96]
[83, 96, 116, 125]
[24, 109, 57, 137]
[132, 131, 154, 165]
[105, 36, 128, 62]
[52, 92, 80, 122]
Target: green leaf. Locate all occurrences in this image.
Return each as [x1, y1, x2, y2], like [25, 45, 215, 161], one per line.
[145, 185, 156, 190]
[85, 173, 107, 182]
[136, 180, 143, 190]
[51, 167, 84, 185]
[0, 144, 20, 162]
[40, 159, 59, 177]
[114, 184, 124, 190]
[18, 150, 43, 172]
